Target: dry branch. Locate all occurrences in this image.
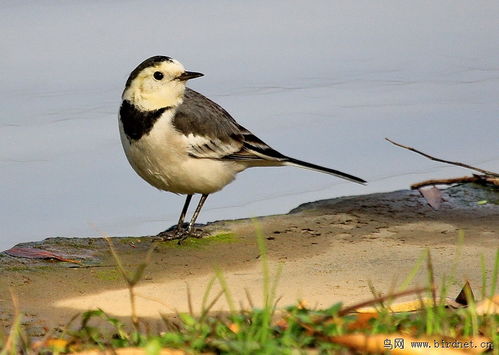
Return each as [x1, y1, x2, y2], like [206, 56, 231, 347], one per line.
[411, 176, 480, 189]
[385, 138, 499, 178]
[337, 286, 430, 316]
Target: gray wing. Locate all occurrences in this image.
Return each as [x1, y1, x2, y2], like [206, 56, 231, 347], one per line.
[172, 88, 288, 162]
[173, 89, 367, 184]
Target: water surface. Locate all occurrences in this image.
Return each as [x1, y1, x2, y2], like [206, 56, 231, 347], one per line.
[1, 0, 498, 250]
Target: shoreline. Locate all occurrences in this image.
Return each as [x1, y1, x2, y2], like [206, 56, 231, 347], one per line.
[0, 184, 498, 335]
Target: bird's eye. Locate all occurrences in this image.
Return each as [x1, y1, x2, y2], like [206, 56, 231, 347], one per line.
[153, 71, 164, 80]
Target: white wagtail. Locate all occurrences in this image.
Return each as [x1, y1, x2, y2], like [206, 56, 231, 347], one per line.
[119, 56, 366, 242]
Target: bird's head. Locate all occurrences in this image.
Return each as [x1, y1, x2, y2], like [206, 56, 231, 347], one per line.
[122, 56, 203, 111]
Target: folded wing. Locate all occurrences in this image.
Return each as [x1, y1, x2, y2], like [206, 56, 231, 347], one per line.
[173, 88, 365, 184]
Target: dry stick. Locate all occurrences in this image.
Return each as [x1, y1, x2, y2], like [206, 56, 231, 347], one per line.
[410, 176, 480, 189]
[337, 286, 431, 317]
[412, 175, 499, 189]
[304, 287, 431, 330]
[385, 138, 499, 178]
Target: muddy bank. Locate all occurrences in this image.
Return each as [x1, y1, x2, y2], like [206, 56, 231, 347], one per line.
[0, 184, 497, 335]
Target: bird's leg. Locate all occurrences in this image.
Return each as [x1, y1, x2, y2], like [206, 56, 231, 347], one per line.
[178, 194, 209, 244]
[157, 194, 192, 240]
[175, 194, 193, 232]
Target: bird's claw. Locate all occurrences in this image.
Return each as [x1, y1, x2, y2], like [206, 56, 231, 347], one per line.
[156, 228, 207, 245]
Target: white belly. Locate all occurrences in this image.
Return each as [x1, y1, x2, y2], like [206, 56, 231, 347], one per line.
[119, 116, 245, 194]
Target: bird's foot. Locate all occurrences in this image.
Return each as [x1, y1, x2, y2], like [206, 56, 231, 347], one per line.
[156, 227, 207, 245]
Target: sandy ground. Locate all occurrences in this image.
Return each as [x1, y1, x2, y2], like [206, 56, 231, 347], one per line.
[0, 184, 498, 335]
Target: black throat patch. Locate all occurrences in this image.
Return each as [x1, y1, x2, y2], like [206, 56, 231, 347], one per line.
[120, 100, 171, 141]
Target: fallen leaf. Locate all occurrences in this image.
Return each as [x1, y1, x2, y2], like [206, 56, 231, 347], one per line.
[297, 299, 308, 310]
[419, 186, 443, 210]
[70, 347, 187, 354]
[4, 247, 80, 264]
[357, 297, 463, 313]
[346, 312, 378, 331]
[32, 338, 68, 352]
[455, 281, 475, 306]
[274, 318, 288, 330]
[474, 294, 499, 315]
[228, 323, 240, 333]
[357, 283, 472, 313]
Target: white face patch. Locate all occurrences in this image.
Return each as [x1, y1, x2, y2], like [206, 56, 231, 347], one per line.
[123, 59, 189, 111]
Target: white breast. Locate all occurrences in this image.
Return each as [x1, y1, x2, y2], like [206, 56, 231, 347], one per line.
[119, 111, 247, 194]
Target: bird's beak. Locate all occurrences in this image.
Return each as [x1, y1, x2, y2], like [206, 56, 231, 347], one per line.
[177, 71, 204, 81]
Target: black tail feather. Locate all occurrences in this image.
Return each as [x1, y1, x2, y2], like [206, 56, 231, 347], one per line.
[286, 157, 366, 185]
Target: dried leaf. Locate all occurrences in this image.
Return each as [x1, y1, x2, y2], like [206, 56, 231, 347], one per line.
[274, 318, 288, 330]
[357, 297, 463, 313]
[455, 281, 475, 306]
[4, 247, 80, 264]
[357, 283, 472, 313]
[346, 312, 378, 331]
[297, 299, 308, 310]
[71, 347, 187, 354]
[228, 323, 240, 333]
[32, 338, 68, 352]
[338, 286, 429, 316]
[419, 186, 443, 210]
[474, 295, 499, 315]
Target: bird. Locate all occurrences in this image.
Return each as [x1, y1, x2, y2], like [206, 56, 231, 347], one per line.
[119, 55, 366, 242]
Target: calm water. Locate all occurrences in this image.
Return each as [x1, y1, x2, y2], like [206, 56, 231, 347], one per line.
[1, 1, 499, 251]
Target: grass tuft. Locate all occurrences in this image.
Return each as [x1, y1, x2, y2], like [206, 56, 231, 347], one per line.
[1, 232, 498, 354]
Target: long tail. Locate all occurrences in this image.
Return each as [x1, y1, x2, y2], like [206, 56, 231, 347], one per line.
[285, 157, 366, 184]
